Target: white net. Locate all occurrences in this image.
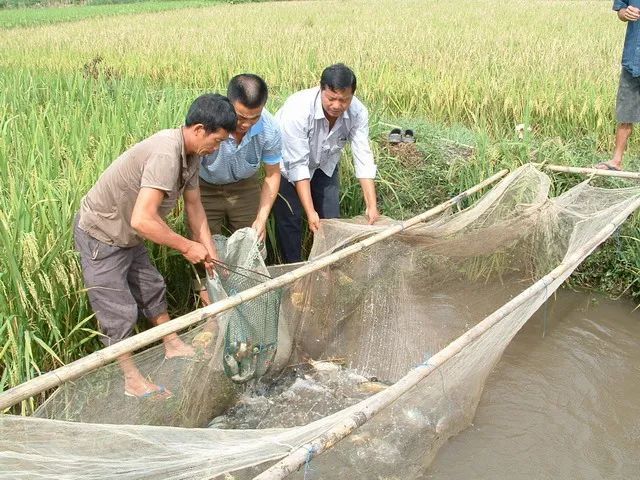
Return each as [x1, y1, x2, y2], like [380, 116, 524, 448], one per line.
[1, 165, 639, 479]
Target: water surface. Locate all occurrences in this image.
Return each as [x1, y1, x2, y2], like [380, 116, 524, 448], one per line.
[424, 289, 640, 480]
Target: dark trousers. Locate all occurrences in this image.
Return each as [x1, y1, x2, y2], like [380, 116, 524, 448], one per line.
[273, 168, 340, 263]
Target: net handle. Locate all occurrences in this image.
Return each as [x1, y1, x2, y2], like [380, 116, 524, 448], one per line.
[545, 164, 640, 180]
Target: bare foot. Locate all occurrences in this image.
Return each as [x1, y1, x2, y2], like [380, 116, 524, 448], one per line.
[201, 317, 219, 336]
[164, 336, 196, 359]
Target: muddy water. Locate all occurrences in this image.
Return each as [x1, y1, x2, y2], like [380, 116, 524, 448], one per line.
[424, 289, 640, 479]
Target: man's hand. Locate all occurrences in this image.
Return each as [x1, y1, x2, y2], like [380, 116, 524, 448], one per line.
[620, 6, 640, 22]
[251, 217, 268, 243]
[365, 205, 380, 225]
[358, 178, 379, 226]
[185, 241, 218, 278]
[294, 179, 320, 234]
[182, 240, 211, 265]
[183, 187, 219, 277]
[306, 210, 321, 233]
[253, 163, 280, 243]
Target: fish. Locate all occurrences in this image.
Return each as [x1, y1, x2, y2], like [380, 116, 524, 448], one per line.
[357, 381, 389, 394]
[309, 359, 341, 372]
[290, 291, 312, 312]
[192, 331, 214, 349]
[336, 270, 354, 287]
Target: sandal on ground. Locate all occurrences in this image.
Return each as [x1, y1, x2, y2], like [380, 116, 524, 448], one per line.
[388, 128, 402, 144]
[402, 129, 416, 143]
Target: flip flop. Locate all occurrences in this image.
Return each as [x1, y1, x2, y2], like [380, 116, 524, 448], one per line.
[164, 354, 200, 362]
[594, 162, 621, 171]
[388, 128, 402, 144]
[124, 385, 173, 400]
[402, 129, 416, 143]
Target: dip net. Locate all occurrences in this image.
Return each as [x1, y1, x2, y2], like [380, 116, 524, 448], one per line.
[1, 165, 639, 479]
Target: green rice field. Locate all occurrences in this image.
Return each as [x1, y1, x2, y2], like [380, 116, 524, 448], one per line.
[1, 0, 639, 412]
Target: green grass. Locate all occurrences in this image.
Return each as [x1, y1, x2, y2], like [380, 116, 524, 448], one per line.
[0, 0, 181, 5]
[0, 0, 149, 7]
[1, 0, 639, 412]
[0, 0, 239, 28]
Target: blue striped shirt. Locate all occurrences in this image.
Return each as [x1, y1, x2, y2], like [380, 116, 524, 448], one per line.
[200, 109, 282, 185]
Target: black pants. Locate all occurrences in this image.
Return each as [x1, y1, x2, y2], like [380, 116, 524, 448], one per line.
[273, 169, 340, 263]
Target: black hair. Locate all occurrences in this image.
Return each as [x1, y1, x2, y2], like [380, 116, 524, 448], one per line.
[227, 74, 269, 109]
[185, 93, 236, 133]
[320, 63, 357, 93]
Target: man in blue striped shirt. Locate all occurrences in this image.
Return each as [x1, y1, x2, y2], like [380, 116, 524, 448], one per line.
[198, 74, 281, 238]
[604, 1, 640, 171]
[196, 74, 282, 303]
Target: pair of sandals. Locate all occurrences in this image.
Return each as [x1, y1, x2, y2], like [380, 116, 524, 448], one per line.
[388, 128, 415, 144]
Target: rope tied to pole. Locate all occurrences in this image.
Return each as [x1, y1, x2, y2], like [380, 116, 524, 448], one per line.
[303, 445, 316, 480]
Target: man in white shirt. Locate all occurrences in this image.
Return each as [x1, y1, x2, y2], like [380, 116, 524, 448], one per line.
[274, 63, 380, 263]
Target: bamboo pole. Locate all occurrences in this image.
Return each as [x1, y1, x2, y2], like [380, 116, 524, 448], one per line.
[546, 164, 640, 180]
[0, 170, 509, 411]
[253, 194, 640, 480]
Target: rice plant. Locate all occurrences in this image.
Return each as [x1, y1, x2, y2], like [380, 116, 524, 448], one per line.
[1, 0, 638, 409]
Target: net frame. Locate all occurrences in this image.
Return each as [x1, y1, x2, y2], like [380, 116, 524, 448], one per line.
[1, 164, 639, 480]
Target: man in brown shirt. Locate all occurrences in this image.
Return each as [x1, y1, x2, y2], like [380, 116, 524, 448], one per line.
[75, 93, 236, 398]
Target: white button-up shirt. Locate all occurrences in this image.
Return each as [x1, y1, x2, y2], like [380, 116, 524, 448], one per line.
[275, 87, 377, 183]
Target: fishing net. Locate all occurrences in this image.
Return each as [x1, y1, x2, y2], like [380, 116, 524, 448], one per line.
[208, 232, 280, 384]
[26, 229, 280, 428]
[1, 164, 639, 479]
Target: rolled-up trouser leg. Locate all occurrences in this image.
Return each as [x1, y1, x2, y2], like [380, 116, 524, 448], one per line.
[74, 217, 167, 346]
[127, 244, 168, 320]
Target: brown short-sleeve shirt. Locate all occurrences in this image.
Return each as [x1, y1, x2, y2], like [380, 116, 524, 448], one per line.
[78, 128, 200, 247]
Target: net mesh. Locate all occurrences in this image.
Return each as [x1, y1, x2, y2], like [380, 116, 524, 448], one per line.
[207, 232, 280, 383]
[1, 165, 639, 479]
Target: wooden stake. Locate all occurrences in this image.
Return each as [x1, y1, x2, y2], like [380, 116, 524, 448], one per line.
[546, 164, 640, 180]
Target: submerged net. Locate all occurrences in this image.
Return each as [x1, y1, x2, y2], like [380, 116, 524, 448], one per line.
[1, 165, 639, 479]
